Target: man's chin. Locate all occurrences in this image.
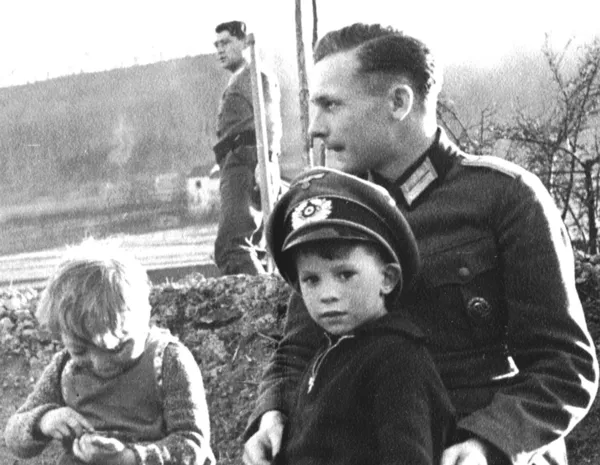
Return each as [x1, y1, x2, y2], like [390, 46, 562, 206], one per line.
[324, 153, 351, 172]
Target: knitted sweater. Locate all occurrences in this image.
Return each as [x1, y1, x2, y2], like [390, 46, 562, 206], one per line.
[4, 327, 215, 465]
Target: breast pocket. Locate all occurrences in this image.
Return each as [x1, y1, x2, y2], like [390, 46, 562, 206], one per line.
[424, 235, 507, 344]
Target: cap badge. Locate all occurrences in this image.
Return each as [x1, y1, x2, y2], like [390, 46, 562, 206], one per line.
[291, 198, 332, 230]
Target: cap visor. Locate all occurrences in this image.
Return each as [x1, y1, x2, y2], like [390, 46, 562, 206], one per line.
[281, 224, 373, 252]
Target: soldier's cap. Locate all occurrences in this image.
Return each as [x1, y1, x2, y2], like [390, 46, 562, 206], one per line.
[266, 167, 420, 297]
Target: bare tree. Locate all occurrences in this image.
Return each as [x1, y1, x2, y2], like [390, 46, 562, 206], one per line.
[502, 36, 600, 252]
[437, 97, 499, 155]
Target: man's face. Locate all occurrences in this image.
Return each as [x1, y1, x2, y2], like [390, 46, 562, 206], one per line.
[309, 50, 398, 175]
[214, 30, 245, 72]
[296, 245, 391, 335]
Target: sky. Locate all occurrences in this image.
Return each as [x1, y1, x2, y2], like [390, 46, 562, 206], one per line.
[2, 0, 599, 89]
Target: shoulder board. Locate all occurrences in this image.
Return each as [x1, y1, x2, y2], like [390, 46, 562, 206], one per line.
[460, 154, 518, 179]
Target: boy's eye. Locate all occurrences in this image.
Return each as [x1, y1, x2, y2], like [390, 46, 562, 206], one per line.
[300, 275, 319, 285]
[339, 270, 356, 281]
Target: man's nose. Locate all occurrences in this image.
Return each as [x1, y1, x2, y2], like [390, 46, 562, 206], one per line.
[308, 110, 327, 140]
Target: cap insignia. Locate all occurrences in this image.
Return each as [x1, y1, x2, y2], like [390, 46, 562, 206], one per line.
[291, 198, 332, 230]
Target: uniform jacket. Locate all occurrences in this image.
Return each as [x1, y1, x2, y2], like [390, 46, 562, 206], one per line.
[4, 327, 215, 465]
[248, 129, 599, 465]
[276, 313, 455, 465]
[214, 62, 282, 163]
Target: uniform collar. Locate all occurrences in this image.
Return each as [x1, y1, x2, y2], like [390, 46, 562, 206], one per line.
[228, 59, 249, 84]
[370, 127, 459, 208]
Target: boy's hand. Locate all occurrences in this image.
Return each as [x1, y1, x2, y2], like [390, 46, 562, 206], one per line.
[243, 410, 286, 465]
[38, 407, 94, 440]
[441, 438, 496, 465]
[73, 433, 136, 465]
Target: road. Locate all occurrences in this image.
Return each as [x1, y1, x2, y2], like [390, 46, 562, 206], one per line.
[0, 224, 219, 289]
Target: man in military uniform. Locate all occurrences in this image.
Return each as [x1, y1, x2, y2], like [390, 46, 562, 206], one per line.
[243, 23, 599, 465]
[212, 20, 282, 275]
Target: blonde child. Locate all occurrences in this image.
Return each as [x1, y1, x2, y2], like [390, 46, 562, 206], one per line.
[4, 241, 215, 465]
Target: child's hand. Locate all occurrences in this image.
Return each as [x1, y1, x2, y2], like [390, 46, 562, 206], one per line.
[73, 433, 135, 465]
[38, 407, 94, 440]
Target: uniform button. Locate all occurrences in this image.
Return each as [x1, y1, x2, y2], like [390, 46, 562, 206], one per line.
[458, 267, 471, 278]
[467, 297, 492, 321]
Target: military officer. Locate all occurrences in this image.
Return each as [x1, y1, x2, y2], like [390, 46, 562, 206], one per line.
[243, 23, 599, 465]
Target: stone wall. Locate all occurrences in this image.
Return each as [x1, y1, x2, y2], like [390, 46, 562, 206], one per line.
[0, 273, 292, 464]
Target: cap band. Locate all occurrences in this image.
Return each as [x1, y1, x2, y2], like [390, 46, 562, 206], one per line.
[285, 196, 391, 245]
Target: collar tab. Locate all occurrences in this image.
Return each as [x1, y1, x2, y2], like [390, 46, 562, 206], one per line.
[399, 156, 438, 206]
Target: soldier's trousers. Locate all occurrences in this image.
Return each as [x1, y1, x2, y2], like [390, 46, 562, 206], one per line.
[214, 145, 265, 275]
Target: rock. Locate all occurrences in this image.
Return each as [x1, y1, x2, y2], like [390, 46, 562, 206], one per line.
[0, 316, 14, 332]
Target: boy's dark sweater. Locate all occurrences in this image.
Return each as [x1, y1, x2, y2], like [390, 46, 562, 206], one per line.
[276, 312, 455, 465]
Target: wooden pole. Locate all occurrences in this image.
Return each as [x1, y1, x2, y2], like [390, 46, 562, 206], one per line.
[247, 33, 275, 272]
[295, 0, 314, 167]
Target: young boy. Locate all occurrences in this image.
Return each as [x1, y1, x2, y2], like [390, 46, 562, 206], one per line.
[264, 167, 455, 465]
[4, 241, 215, 465]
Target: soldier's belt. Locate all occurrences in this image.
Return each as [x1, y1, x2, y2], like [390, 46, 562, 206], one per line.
[213, 130, 257, 159]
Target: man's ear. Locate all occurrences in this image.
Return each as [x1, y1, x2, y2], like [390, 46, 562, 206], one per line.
[381, 263, 402, 295]
[389, 84, 414, 122]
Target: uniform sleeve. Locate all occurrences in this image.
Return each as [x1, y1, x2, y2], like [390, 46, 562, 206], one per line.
[366, 342, 455, 465]
[4, 350, 69, 458]
[129, 342, 215, 465]
[244, 292, 321, 439]
[457, 170, 599, 462]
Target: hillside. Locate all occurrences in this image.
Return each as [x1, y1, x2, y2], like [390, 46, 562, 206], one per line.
[0, 45, 564, 256]
[0, 54, 304, 211]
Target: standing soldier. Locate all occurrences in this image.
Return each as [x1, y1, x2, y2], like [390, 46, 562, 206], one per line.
[212, 20, 282, 275]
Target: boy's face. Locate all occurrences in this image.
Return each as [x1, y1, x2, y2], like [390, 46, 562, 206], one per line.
[62, 311, 149, 379]
[296, 244, 400, 335]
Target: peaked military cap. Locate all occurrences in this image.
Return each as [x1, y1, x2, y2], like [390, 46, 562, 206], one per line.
[266, 167, 420, 297]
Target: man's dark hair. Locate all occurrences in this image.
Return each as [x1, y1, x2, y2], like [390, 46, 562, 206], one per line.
[314, 23, 441, 106]
[215, 20, 247, 40]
